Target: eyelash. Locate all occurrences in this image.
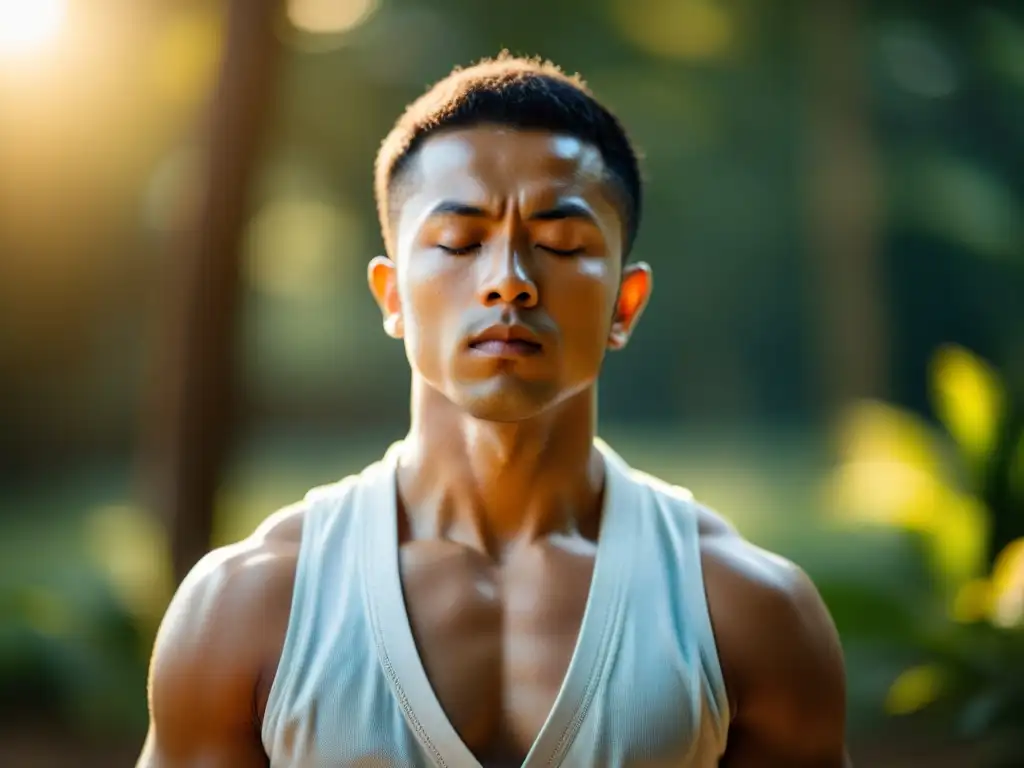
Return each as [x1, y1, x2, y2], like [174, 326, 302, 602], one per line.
[438, 244, 585, 257]
[542, 246, 586, 257]
[438, 244, 480, 256]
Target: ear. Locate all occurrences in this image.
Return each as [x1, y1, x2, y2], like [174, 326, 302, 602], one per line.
[608, 261, 652, 350]
[367, 256, 404, 339]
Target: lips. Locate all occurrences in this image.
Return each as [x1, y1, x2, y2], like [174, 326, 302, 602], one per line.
[468, 324, 543, 357]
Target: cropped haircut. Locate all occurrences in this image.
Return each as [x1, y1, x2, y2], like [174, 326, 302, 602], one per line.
[374, 53, 642, 259]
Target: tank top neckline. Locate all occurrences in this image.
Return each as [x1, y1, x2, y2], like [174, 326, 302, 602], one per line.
[361, 438, 637, 768]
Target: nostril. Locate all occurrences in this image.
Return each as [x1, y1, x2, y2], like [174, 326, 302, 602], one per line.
[482, 287, 536, 305]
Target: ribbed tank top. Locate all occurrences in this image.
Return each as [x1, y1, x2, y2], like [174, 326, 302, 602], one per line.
[262, 439, 730, 766]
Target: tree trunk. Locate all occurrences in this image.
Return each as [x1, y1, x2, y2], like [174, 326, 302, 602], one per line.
[139, 0, 284, 585]
[803, 0, 888, 418]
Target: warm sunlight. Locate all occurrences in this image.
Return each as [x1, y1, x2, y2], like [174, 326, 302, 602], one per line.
[0, 0, 67, 58]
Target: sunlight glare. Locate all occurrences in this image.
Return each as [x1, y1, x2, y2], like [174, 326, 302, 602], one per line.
[0, 0, 67, 58]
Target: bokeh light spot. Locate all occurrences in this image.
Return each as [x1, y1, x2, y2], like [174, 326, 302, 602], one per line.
[287, 0, 380, 36]
[85, 505, 174, 629]
[150, 5, 225, 110]
[244, 195, 358, 300]
[612, 0, 733, 62]
[880, 23, 958, 99]
[886, 665, 944, 716]
[990, 538, 1024, 629]
[930, 345, 1005, 464]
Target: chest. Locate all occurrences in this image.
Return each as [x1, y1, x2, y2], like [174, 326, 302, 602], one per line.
[398, 540, 596, 762]
[262, 518, 728, 768]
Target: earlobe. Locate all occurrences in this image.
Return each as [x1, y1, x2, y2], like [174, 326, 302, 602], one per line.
[367, 255, 404, 339]
[608, 261, 652, 350]
[384, 313, 403, 338]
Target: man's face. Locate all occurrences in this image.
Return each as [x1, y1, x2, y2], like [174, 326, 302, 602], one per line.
[369, 126, 651, 422]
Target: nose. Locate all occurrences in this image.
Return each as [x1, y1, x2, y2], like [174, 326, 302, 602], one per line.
[478, 245, 538, 308]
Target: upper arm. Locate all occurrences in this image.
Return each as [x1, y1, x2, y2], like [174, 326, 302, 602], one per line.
[703, 533, 848, 767]
[138, 539, 290, 768]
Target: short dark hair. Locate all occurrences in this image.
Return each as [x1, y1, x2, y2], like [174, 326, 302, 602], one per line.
[374, 53, 642, 258]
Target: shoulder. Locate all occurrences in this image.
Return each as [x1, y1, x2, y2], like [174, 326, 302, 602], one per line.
[695, 503, 819, 618]
[152, 500, 307, 667]
[147, 502, 308, 733]
[160, 500, 306, 645]
[694, 502, 841, 685]
[694, 504, 847, 758]
[627, 472, 826, 633]
[633, 476, 838, 688]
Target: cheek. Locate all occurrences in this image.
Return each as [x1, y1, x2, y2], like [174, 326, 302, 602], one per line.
[548, 259, 618, 356]
[398, 257, 462, 363]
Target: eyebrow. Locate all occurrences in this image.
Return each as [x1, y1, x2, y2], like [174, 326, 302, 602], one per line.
[427, 201, 489, 218]
[528, 201, 597, 225]
[426, 199, 598, 225]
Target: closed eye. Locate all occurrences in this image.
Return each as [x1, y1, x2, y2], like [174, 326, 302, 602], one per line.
[438, 244, 481, 256]
[438, 244, 584, 257]
[539, 245, 585, 256]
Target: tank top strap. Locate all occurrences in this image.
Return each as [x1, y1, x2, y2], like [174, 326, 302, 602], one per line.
[261, 465, 380, 753]
[678, 497, 731, 742]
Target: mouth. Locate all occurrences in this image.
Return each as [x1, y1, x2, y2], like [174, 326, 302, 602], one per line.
[468, 324, 543, 358]
[470, 339, 543, 357]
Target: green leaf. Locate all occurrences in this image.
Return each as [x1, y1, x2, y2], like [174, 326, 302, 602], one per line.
[931, 345, 1006, 467]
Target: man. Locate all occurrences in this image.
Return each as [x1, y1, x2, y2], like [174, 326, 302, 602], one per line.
[139, 54, 849, 767]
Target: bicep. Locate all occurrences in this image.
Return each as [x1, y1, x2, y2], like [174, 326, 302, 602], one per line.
[138, 729, 270, 768]
[719, 568, 848, 767]
[137, 727, 268, 768]
[720, 729, 850, 768]
[139, 552, 269, 768]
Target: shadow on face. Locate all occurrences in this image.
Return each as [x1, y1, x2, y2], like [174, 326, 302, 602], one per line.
[368, 126, 652, 423]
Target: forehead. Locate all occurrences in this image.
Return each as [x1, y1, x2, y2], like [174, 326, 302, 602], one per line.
[400, 126, 613, 210]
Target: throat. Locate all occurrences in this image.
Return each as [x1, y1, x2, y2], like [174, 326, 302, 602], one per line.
[395, 429, 605, 558]
[399, 379, 607, 555]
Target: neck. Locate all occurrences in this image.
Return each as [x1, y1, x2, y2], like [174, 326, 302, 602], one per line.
[396, 377, 605, 557]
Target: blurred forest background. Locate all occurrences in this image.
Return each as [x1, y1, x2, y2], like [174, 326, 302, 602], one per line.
[1, 0, 1023, 765]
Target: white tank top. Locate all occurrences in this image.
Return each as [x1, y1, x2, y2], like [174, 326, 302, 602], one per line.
[262, 439, 730, 767]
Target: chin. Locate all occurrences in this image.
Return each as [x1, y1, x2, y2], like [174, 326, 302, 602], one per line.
[452, 379, 558, 423]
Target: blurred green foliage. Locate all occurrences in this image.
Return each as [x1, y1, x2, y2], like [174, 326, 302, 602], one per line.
[820, 346, 1024, 764]
[0, 531, 151, 736]
[0, 0, 1022, 762]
